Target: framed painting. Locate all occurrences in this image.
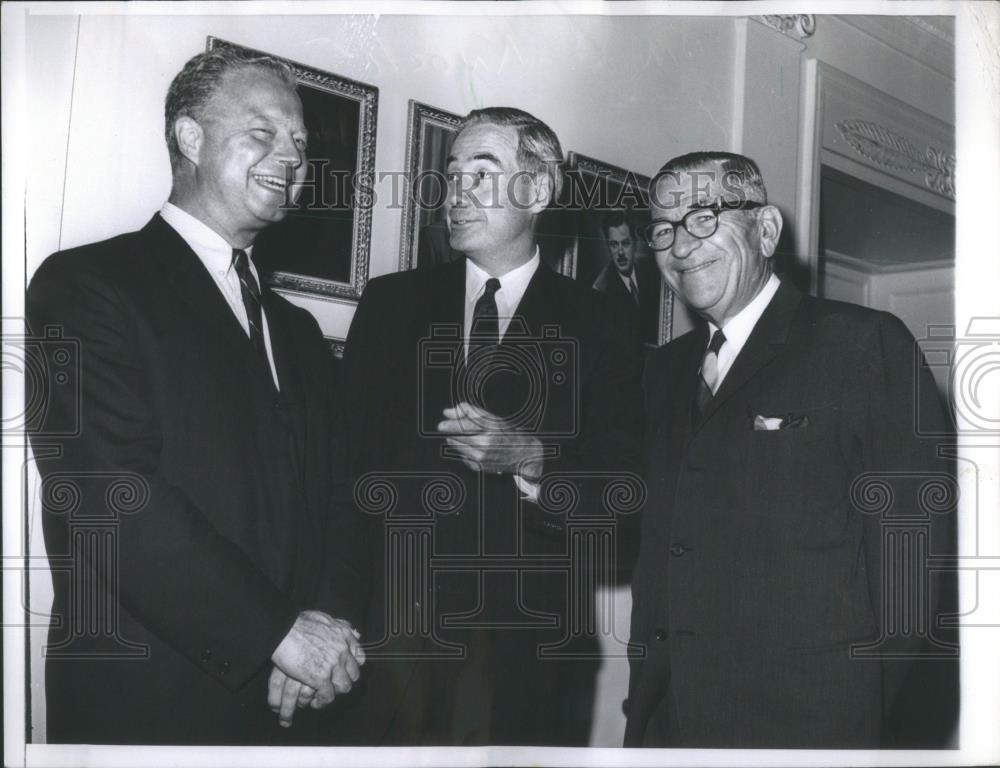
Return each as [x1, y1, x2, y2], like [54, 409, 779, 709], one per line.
[563, 152, 673, 346]
[207, 37, 378, 300]
[397, 101, 464, 271]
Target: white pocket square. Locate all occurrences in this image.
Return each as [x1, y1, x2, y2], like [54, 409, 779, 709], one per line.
[752, 414, 809, 431]
[753, 415, 785, 431]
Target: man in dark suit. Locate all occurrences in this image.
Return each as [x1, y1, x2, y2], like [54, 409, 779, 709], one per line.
[27, 47, 366, 744]
[625, 152, 958, 748]
[592, 210, 662, 345]
[338, 107, 643, 745]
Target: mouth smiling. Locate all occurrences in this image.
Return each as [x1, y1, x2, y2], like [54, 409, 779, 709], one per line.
[677, 259, 718, 275]
[252, 173, 289, 193]
[450, 215, 480, 228]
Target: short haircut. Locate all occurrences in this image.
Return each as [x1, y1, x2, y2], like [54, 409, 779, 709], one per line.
[164, 47, 298, 168]
[462, 106, 564, 204]
[600, 209, 635, 240]
[651, 151, 768, 205]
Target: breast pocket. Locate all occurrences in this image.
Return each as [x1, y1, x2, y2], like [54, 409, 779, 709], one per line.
[744, 407, 851, 545]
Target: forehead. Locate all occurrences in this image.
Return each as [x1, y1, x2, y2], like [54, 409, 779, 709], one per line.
[652, 161, 729, 214]
[448, 122, 520, 167]
[206, 67, 304, 124]
[607, 223, 632, 240]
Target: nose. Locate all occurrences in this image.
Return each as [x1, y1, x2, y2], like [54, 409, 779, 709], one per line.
[273, 132, 304, 177]
[446, 174, 471, 210]
[670, 225, 701, 260]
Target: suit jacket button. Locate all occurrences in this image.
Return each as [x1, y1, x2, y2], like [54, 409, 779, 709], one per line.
[654, 628, 667, 641]
[669, 543, 687, 557]
[200, 649, 212, 663]
[219, 660, 231, 675]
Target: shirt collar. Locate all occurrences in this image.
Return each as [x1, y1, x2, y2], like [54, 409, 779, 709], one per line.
[465, 247, 540, 306]
[160, 202, 252, 275]
[708, 273, 781, 352]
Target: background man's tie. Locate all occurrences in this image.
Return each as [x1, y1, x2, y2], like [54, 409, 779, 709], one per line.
[231, 248, 267, 360]
[628, 278, 639, 305]
[694, 328, 726, 417]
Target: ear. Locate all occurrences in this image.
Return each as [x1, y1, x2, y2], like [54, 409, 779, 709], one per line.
[757, 204, 783, 259]
[530, 172, 553, 214]
[173, 116, 203, 166]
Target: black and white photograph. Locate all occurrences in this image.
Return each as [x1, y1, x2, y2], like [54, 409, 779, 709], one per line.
[2, 2, 998, 767]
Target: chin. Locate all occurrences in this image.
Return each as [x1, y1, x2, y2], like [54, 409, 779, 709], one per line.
[449, 234, 476, 252]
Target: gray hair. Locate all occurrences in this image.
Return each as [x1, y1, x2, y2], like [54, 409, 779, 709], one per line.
[651, 151, 768, 206]
[164, 46, 298, 168]
[462, 106, 564, 204]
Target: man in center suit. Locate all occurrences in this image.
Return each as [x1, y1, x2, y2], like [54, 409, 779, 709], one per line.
[625, 151, 958, 748]
[592, 209, 662, 346]
[338, 107, 643, 745]
[26, 47, 366, 744]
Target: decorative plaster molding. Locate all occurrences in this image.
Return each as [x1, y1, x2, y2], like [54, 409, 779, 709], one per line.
[757, 14, 816, 40]
[905, 16, 955, 44]
[835, 119, 955, 199]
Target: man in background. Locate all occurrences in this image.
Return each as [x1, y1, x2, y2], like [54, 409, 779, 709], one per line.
[27, 46, 366, 744]
[340, 107, 643, 745]
[626, 151, 958, 748]
[592, 209, 662, 345]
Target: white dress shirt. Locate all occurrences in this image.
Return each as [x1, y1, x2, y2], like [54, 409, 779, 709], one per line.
[463, 248, 542, 498]
[705, 273, 780, 393]
[160, 203, 280, 389]
[463, 248, 541, 357]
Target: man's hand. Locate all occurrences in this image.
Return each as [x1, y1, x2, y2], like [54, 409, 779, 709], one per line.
[268, 610, 365, 727]
[438, 401, 544, 479]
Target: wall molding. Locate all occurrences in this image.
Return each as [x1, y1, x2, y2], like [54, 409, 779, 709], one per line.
[834, 119, 955, 199]
[756, 14, 816, 40]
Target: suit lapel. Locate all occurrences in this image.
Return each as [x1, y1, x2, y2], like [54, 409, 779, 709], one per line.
[654, 326, 706, 444]
[502, 261, 555, 337]
[699, 281, 803, 424]
[421, 259, 468, 420]
[143, 214, 270, 387]
[261, 293, 302, 404]
[437, 257, 469, 330]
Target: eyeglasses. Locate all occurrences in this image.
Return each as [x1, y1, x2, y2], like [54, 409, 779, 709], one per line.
[643, 200, 764, 251]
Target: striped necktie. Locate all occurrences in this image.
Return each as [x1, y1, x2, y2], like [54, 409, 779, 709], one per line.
[231, 248, 267, 360]
[694, 329, 726, 417]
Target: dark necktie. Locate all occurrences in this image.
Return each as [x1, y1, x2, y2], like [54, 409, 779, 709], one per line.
[469, 277, 502, 350]
[462, 278, 502, 412]
[628, 277, 639, 305]
[694, 329, 726, 417]
[231, 248, 267, 360]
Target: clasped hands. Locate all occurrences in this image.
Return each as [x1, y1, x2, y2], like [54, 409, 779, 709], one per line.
[438, 401, 544, 480]
[268, 610, 365, 727]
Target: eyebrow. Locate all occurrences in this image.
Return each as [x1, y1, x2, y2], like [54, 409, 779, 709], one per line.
[446, 151, 504, 167]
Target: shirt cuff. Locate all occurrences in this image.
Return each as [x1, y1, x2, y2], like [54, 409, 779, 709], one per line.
[513, 474, 540, 503]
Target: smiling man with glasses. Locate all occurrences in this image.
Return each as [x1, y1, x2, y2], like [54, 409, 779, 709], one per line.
[624, 151, 958, 749]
